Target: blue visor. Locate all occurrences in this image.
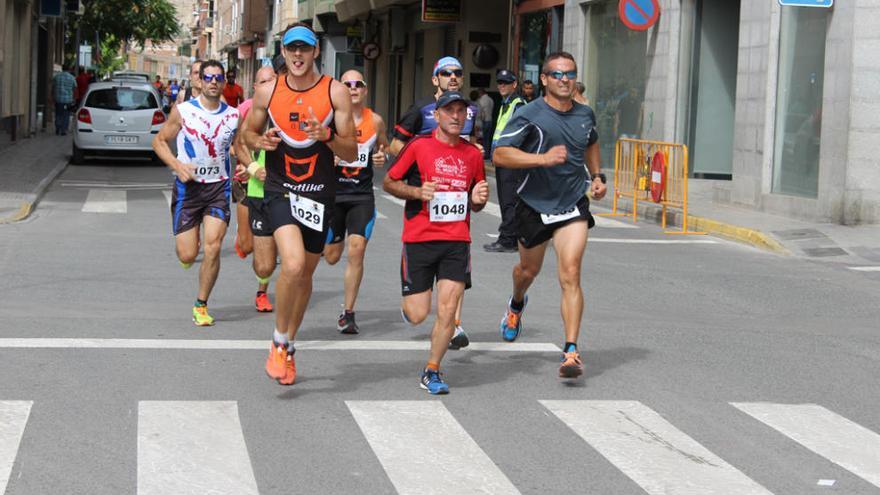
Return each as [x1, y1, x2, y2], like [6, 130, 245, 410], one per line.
[283, 26, 317, 47]
[433, 56, 462, 76]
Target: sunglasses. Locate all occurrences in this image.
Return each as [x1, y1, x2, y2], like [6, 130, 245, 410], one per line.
[202, 74, 225, 83]
[342, 80, 367, 89]
[545, 70, 577, 81]
[438, 69, 463, 78]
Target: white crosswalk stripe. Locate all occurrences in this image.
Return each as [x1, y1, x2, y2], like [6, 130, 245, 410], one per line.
[162, 190, 172, 208]
[137, 401, 259, 495]
[593, 215, 639, 228]
[0, 401, 32, 494]
[541, 400, 773, 495]
[732, 402, 880, 488]
[82, 189, 127, 213]
[347, 400, 520, 494]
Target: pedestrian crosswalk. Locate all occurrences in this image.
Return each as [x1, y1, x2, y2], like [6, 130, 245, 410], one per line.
[2, 399, 879, 494]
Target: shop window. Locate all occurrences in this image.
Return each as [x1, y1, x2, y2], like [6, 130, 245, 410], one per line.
[519, 11, 552, 86]
[586, 0, 648, 166]
[772, 8, 828, 198]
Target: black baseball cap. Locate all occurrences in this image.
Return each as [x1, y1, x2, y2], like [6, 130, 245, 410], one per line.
[435, 90, 467, 109]
[496, 69, 517, 83]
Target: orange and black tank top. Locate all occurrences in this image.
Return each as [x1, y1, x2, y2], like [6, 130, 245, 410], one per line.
[335, 107, 378, 200]
[265, 74, 336, 201]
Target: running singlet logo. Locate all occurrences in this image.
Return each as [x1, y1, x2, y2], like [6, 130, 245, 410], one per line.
[285, 154, 318, 182]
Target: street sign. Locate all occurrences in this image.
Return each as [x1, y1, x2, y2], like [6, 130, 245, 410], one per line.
[362, 42, 381, 61]
[618, 0, 660, 31]
[778, 0, 832, 7]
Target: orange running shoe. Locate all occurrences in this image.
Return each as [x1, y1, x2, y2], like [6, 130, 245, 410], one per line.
[255, 292, 273, 312]
[277, 353, 296, 386]
[265, 342, 288, 380]
[559, 351, 584, 378]
[234, 237, 247, 259]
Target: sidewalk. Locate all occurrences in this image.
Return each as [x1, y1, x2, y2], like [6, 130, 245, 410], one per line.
[600, 178, 880, 266]
[0, 132, 71, 224]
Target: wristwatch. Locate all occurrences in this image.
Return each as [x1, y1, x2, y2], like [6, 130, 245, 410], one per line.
[593, 172, 606, 183]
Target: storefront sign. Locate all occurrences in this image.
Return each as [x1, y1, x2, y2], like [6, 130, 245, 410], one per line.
[619, 0, 660, 31]
[778, 0, 832, 7]
[422, 0, 461, 23]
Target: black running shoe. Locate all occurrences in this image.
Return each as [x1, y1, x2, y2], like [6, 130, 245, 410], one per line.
[448, 324, 470, 350]
[337, 311, 359, 334]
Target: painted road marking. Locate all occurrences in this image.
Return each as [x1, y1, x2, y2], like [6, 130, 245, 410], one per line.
[0, 401, 32, 494]
[594, 216, 639, 229]
[82, 189, 127, 213]
[848, 266, 880, 272]
[732, 402, 880, 488]
[162, 190, 172, 208]
[347, 401, 520, 495]
[380, 193, 405, 206]
[60, 180, 170, 190]
[542, 400, 772, 495]
[590, 238, 717, 244]
[138, 401, 259, 495]
[376, 209, 388, 219]
[0, 338, 560, 352]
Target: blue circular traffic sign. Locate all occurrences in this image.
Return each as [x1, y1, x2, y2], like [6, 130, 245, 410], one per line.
[619, 0, 660, 31]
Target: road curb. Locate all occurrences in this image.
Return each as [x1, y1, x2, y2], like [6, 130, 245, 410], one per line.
[0, 158, 68, 225]
[601, 198, 790, 255]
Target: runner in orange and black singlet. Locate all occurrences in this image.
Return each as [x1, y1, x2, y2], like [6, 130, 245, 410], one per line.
[240, 23, 358, 387]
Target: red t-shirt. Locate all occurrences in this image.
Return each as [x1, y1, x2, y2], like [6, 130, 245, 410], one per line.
[223, 83, 244, 107]
[386, 130, 486, 243]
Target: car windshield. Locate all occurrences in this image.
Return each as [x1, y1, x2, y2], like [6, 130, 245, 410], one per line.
[86, 88, 157, 111]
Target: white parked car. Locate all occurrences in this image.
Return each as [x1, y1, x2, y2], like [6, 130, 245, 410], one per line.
[73, 81, 167, 164]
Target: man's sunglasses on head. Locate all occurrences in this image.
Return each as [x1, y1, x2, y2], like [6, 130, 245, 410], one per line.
[438, 69, 463, 78]
[545, 70, 577, 81]
[342, 80, 367, 89]
[202, 74, 226, 83]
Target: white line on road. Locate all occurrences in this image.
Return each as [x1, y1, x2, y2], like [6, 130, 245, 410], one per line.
[848, 266, 880, 272]
[594, 216, 639, 229]
[347, 401, 520, 495]
[732, 402, 880, 488]
[380, 193, 405, 206]
[0, 338, 560, 352]
[542, 400, 772, 495]
[589, 238, 717, 244]
[162, 190, 172, 208]
[0, 401, 32, 494]
[61, 180, 170, 189]
[138, 401, 259, 495]
[82, 189, 127, 213]
[376, 209, 388, 219]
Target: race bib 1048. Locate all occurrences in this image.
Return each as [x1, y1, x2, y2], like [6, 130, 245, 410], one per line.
[289, 193, 325, 231]
[429, 191, 468, 222]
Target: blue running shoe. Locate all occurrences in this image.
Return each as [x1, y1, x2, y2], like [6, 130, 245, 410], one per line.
[420, 368, 449, 395]
[500, 295, 528, 342]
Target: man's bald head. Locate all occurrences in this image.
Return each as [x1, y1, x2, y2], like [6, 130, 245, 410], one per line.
[254, 65, 277, 89]
[340, 69, 364, 82]
[340, 69, 367, 106]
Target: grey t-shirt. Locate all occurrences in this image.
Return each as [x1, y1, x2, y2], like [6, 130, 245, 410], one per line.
[495, 98, 599, 214]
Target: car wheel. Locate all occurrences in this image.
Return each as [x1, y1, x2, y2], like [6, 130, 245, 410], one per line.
[71, 143, 85, 165]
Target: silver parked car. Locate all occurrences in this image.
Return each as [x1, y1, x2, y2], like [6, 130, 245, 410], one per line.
[73, 81, 167, 164]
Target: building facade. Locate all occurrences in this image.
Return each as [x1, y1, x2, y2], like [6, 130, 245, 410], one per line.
[564, 0, 879, 224]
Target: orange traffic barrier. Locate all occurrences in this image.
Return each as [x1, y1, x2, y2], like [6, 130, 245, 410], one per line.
[598, 137, 705, 235]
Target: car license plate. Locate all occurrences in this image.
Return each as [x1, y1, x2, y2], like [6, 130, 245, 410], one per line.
[105, 135, 137, 144]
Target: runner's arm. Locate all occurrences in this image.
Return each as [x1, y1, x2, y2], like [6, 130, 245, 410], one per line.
[383, 144, 432, 201]
[151, 106, 192, 181]
[326, 80, 358, 162]
[371, 113, 389, 167]
[241, 82, 275, 151]
[388, 137, 406, 156]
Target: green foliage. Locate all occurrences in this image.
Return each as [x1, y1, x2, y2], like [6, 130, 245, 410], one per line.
[95, 34, 126, 77]
[76, 0, 180, 49]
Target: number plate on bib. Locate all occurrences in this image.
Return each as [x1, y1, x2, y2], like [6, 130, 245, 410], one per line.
[289, 194, 325, 231]
[338, 143, 371, 168]
[191, 159, 226, 182]
[540, 205, 580, 225]
[429, 191, 468, 222]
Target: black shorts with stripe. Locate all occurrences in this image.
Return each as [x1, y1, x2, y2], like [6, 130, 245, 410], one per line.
[400, 241, 472, 296]
[170, 180, 231, 235]
[516, 196, 594, 249]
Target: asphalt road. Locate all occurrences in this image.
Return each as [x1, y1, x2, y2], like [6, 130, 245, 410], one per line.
[0, 159, 878, 495]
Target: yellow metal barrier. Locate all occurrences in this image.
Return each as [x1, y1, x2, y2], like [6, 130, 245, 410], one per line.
[598, 137, 705, 235]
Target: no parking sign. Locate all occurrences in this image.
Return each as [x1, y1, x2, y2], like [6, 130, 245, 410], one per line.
[619, 0, 660, 31]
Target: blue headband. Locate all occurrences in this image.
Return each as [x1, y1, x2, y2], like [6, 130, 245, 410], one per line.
[433, 56, 462, 76]
[283, 26, 317, 47]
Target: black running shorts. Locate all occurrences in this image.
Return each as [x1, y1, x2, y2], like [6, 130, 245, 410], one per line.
[170, 180, 231, 235]
[245, 198, 273, 237]
[516, 196, 595, 249]
[327, 198, 376, 244]
[265, 193, 333, 254]
[400, 241, 472, 296]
